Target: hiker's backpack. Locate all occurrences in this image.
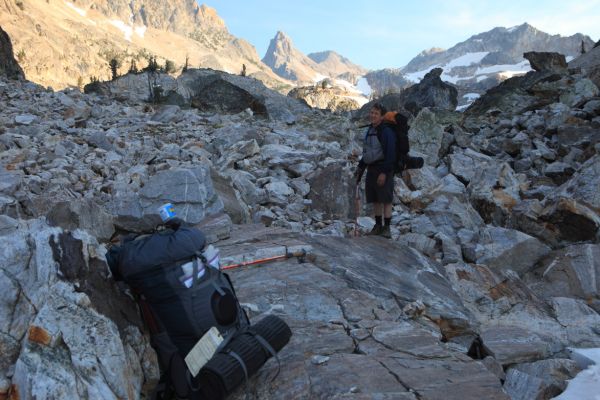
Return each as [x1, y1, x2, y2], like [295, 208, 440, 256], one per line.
[106, 223, 292, 400]
[379, 111, 424, 173]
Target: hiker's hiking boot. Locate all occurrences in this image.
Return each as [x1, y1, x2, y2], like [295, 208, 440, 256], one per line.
[380, 225, 392, 239]
[367, 224, 383, 236]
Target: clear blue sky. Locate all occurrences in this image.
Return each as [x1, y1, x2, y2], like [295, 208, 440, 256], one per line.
[202, 0, 600, 70]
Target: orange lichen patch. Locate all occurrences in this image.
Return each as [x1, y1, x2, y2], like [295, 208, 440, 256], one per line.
[492, 189, 519, 210]
[456, 269, 471, 281]
[28, 325, 52, 346]
[6, 384, 19, 400]
[488, 281, 513, 301]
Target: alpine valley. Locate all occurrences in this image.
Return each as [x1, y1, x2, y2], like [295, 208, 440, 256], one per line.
[1, 1, 600, 400]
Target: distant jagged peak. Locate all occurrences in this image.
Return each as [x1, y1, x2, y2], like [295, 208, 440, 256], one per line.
[271, 30, 295, 53]
[308, 50, 348, 64]
[263, 30, 304, 62]
[308, 50, 368, 77]
[417, 47, 445, 57]
[274, 30, 292, 41]
[262, 30, 321, 83]
[196, 4, 227, 31]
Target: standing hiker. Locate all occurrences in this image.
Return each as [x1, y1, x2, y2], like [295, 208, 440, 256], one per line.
[354, 103, 396, 238]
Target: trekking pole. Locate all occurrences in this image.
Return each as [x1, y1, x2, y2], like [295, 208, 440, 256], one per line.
[354, 184, 361, 237]
[221, 249, 308, 271]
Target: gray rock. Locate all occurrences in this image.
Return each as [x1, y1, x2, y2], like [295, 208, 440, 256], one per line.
[448, 148, 493, 183]
[539, 198, 600, 243]
[307, 164, 355, 220]
[480, 326, 554, 365]
[582, 99, 600, 116]
[0, 215, 19, 236]
[527, 244, 600, 300]
[476, 226, 551, 275]
[559, 78, 599, 107]
[196, 212, 232, 243]
[467, 162, 522, 225]
[507, 358, 580, 399]
[150, 105, 182, 123]
[424, 195, 485, 239]
[46, 200, 114, 242]
[408, 108, 445, 166]
[543, 161, 575, 185]
[556, 154, 600, 211]
[503, 368, 546, 400]
[211, 172, 251, 224]
[15, 114, 36, 125]
[550, 297, 600, 347]
[111, 165, 224, 230]
[397, 233, 437, 257]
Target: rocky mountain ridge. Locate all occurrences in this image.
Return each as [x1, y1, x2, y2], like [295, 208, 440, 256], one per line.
[0, 0, 291, 91]
[307, 50, 368, 82]
[365, 23, 596, 107]
[402, 23, 592, 73]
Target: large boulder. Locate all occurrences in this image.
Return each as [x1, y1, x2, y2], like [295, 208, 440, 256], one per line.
[462, 71, 560, 129]
[179, 69, 310, 121]
[109, 165, 225, 231]
[525, 244, 600, 301]
[0, 26, 24, 80]
[0, 218, 155, 400]
[475, 226, 551, 276]
[523, 52, 568, 73]
[85, 69, 310, 122]
[400, 68, 458, 113]
[355, 68, 458, 119]
[84, 72, 177, 102]
[467, 162, 523, 225]
[288, 85, 361, 112]
[307, 163, 355, 220]
[408, 108, 445, 166]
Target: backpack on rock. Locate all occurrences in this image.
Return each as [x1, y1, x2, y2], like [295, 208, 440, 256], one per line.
[106, 220, 292, 400]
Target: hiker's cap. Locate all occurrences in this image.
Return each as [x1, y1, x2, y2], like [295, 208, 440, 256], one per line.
[158, 203, 176, 222]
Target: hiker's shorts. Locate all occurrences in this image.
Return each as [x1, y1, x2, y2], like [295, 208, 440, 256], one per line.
[365, 165, 394, 204]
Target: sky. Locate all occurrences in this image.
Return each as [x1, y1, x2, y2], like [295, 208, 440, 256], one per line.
[202, 0, 600, 70]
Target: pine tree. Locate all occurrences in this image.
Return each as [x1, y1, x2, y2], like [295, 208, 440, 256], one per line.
[129, 59, 138, 74]
[144, 56, 159, 73]
[109, 58, 120, 80]
[164, 59, 176, 74]
[182, 56, 189, 72]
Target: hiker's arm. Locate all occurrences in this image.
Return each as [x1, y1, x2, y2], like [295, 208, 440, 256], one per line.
[354, 161, 365, 183]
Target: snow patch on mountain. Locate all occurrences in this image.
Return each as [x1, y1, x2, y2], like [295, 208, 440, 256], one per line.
[404, 52, 493, 83]
[476, 60, 531, 76]
[109, 19, 147, 41]
[330, 78, 370, 106]
[446, 52, 490, 68]
[65, 2, 86, 17]
[355, 77, 373, 97]
[405, 57, 532, 86]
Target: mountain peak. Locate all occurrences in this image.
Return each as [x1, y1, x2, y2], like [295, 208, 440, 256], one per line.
[262, 31, 320, 82]
[197, 4, 227, 31]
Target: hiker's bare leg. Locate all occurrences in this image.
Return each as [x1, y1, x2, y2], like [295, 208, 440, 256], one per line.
[384, 203, 392, 219]
[373, 203, 383, 219]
